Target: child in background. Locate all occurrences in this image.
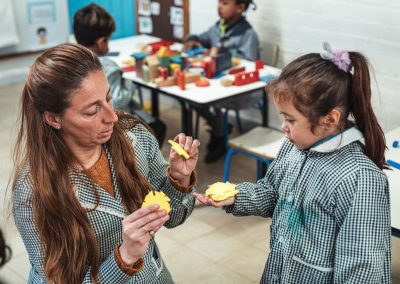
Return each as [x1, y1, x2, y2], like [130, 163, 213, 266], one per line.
[194, 43, 391, 283]
[185, 0, 260, 163]
[73, 3, 166, 147]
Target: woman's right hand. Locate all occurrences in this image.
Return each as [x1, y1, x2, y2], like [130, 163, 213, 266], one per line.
[192, 192, 235, 207]
[119, 205, 169, 266]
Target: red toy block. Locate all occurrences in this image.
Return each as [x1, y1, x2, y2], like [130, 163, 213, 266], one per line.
[233, 70, 260, 86]
[203, 59, 216, 79]
[158, 66, 168, 79]
[149, 40, 174, 54]
[255, 60, 264, 70]
[176, 71, 186, 90]
[122, 65, 135, 72]
[229, 66, 245, 74]
[195, 78, 210, 87]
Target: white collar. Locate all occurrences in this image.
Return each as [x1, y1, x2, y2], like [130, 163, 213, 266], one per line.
[310, 127, 365, 153]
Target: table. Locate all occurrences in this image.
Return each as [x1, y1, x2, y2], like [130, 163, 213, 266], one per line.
[384, 127, 400, 236]
[108, 35, 281, 135]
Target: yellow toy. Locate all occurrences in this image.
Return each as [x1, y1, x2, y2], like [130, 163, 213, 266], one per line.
[168, 139, 190, 159]
[142, 191, 171, 214]
[205, 182, 238, 202]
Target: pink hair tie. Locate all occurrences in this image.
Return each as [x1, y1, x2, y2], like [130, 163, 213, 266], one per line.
[320, 42, 352, 72]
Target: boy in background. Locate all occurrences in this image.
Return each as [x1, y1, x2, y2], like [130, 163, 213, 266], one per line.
[186, 0, 260, 163]
[73, 3, 166, 147]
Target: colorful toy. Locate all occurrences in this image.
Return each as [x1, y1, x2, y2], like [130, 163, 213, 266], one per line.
[158, 66, 168, 79]
[221, 77, 234, 87]
[122, 65, 135, 72]
[393, 140, 399, 148]
[144, 55, 160, 81]
[228, 66, 245, 75]
[132, 52, 149, 78]
[233, 70, 260, 86]
[255, 59, 264, 70]
[176, 71, 186, 90]
[195, 77, 210, 87]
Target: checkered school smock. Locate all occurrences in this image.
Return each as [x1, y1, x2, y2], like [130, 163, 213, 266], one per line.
[13, 124, 195, 283]
[225, 127, 391, 283]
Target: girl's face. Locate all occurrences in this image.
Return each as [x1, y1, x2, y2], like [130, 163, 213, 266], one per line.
[274, 99, 325, 150]
[218, 0, 245, 23]
[60, 70, 118, 153]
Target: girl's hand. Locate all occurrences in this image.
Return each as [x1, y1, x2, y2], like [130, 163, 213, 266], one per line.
[184, 40, 200, 50]
[119, 205, 170, 266]
[192, 192, 235, 207]
[169, 133, 200, 185]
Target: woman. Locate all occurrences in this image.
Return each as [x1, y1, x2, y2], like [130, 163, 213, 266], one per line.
[11, 43, 199, 283]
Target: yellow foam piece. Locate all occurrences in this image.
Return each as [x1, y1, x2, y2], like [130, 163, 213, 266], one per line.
[168, 140, 190, 159]
[122, 58, 136, 65]
[157, 46, 170, 58]
[232, 57, 241, 67]
[142, 191, 171, 214]
[205, 182, 238, 202]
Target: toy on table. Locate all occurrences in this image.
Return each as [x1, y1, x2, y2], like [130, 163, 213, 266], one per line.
[142, 191, 171, 214]
[229, 66, 245, 75]
[387, 160, 400, 170]
[131, 52, 149, 78]
[176, 71, 186, 90]
[168, 139, 190, 159]
[195, 77, 210, 87]
[393, 140, 399, 148]
[255, 59, 264, 70]
[205, 182, 239, 202]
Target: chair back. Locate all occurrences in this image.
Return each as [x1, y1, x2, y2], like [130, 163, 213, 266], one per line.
[260, 41, 279, 67]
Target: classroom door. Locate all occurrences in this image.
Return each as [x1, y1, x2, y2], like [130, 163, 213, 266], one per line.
[68, 0, 136, 39]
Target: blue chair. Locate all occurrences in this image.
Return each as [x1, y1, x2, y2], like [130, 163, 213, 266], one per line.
[223, 127, 284, 181]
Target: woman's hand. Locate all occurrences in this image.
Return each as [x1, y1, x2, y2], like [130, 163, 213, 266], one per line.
[119, 205, 169, 266]
[192, 192, 235, 207]
[169, 133, 200, 186]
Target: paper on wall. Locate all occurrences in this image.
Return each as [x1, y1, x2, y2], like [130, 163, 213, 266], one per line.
[170, 6, 183, 26]
[151, 2, 160, 15]
[138, 0, 151, 16]
[174, 0, 183, 6]
[173, 25, 184, 40]
[139, 16, 153, 34]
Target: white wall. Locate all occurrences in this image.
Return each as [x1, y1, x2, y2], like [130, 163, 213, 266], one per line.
[190, 0, 400, 131]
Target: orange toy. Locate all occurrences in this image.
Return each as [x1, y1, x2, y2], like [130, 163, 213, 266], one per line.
[195, 77, 210, 87]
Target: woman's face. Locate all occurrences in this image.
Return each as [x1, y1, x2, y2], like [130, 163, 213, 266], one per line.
[60, 70, 118, 152]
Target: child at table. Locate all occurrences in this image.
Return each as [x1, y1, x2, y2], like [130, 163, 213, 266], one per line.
[185, 0, 260, 163]
[73, 3, 166, 147]
[194, 43, 391, 283]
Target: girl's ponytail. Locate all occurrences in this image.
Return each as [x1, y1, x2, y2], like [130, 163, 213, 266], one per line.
[349, 52, 387, 169]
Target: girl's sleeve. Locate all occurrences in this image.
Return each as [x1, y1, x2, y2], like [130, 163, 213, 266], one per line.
[333, 169, 391, 283]
[134, 125, 195, 229]
[13, 180, 141, 284]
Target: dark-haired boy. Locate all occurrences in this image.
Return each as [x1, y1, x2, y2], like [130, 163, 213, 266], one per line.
[74, 3, 166, 147]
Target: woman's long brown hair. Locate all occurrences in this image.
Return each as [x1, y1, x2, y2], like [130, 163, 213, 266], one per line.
[12, 43, 153, 283]
[267, 52, 387, 169]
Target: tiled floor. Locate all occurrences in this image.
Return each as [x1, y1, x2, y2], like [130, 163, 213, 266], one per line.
[0, 83, 399, 283]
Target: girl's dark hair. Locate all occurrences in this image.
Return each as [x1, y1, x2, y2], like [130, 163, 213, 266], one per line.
[0, 228, 11, 267]
[236, 0, 257, 11]
[12, 43, 152, 283]
[73, 3, 115, 47]
[267, 52, 387, 170]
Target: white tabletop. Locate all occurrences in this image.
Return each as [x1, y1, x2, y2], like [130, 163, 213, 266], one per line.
[108, 36, 281, 105]
[384, 127, 400, 230]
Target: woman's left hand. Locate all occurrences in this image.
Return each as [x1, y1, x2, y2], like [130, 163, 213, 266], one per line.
[169, 133, 200, 184]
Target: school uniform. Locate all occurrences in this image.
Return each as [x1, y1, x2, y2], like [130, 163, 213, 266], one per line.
[13, 123, 195, 283]
[225, 126, 391, 283]
[187, 16, 260, 61]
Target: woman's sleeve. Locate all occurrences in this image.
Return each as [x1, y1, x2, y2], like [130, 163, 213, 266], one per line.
[134, 125, 195, 229]
[333, 169, 391, 283]
[13, 179, 140, 284]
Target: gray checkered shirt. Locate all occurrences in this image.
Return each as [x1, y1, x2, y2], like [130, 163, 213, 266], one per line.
[13, 124, 195, 283]
[225, 127, 391, 283]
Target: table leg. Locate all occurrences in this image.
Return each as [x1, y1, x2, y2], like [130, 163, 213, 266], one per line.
[151, 89, 159, 118]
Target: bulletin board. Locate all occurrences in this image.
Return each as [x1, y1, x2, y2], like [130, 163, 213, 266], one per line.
[136, 0, 189, 43]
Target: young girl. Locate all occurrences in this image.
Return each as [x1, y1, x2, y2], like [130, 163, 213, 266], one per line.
[185, 0, 260, 163]
[194, 43, 391, 283]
